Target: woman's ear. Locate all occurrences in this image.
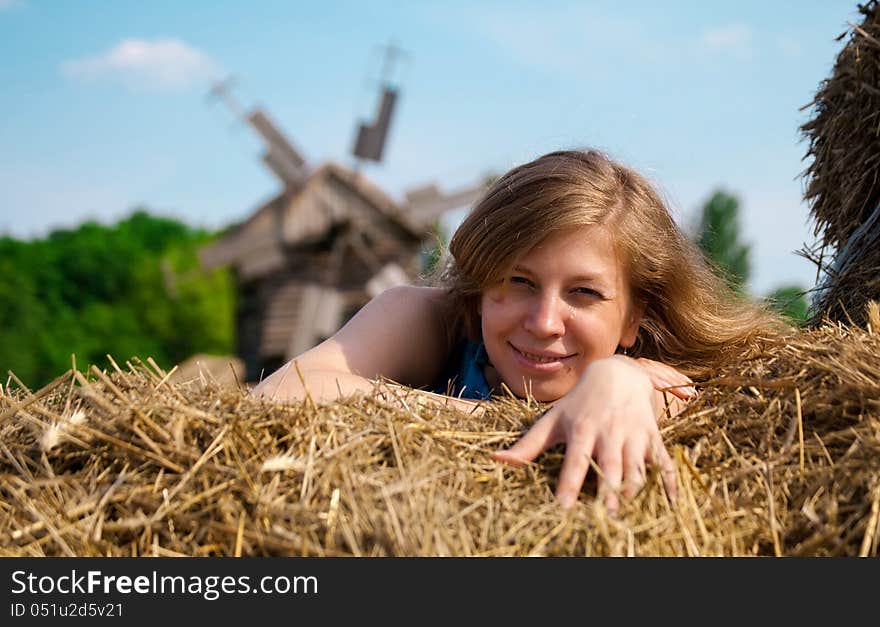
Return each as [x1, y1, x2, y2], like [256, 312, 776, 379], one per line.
[621, 301, 645, 348]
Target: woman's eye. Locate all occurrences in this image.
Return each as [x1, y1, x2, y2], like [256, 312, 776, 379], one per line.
[510, 276, 533, 287]
[573, 287, 603, 299]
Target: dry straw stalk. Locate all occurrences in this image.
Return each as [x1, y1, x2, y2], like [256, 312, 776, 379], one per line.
[2, 319, 879, 557]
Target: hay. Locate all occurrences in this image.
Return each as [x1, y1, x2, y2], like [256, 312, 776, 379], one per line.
[800, 1, 880, 326]
[168, 353, 245, 390]
[2, 317, 880, 557]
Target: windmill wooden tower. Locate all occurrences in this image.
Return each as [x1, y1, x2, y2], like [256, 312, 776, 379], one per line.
[200, 46, 488, 381]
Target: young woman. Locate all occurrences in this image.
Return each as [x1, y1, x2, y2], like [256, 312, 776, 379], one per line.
[253, 149, 781, 512]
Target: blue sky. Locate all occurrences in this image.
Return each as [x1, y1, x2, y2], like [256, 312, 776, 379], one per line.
[0, 0, 861, 295]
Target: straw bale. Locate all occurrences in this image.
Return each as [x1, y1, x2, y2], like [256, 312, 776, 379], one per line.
[2, 319, 879, 557]
[800, 1, 880, 326]
[168, 353, 246, 390]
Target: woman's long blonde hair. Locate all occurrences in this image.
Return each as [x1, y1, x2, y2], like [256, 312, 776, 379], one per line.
[434, 149, 786, 377]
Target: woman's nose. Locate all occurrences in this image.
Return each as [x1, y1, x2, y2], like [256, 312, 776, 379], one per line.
[523, 292, 566, 337]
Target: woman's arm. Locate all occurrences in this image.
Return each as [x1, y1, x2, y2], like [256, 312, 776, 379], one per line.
[250, 286, 481, 411]
[493, 355, 687, 513]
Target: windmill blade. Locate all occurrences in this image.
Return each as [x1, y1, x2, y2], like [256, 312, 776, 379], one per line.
[248, 108, 309, 186]
[208, 78, 310, 190]
[207, 76, 245, 118]
[351, 42, 407, 164]
[352, 86, 398, 162]
[402, 179, 491, 228]
[262, 146, 308, 188]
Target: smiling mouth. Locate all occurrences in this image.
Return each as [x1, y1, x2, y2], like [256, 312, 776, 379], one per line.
[510, 343, 575, 363]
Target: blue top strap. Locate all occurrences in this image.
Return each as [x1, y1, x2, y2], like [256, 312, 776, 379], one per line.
[433, 339, 494, 400]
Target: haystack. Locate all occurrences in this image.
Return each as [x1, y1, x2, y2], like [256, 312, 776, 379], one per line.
[168, 353, 246, 390]
[2, 306, 879, 557]
[801, 0, 880, 326]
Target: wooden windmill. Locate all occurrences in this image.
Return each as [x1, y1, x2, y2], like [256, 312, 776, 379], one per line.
[200, 46, 488, 381]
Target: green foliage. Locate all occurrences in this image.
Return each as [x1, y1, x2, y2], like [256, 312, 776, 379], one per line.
[420, 219, 449, 277]
[0, 210, 235, 388]
[694, 190, 812, 323]
[696, 190, 751, 291]
[767, 285, 810, 325]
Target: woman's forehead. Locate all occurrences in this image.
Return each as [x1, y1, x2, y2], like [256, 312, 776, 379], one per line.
[519, 226, 619, 270]
[512, 225, 623, 282]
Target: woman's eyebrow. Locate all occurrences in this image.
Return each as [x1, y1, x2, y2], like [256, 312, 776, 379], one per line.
[570, 273, 604, 283]
[512, 265, 612, 288]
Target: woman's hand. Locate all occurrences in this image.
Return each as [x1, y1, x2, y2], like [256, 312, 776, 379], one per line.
[635, 357, 696, 400]
[492, 356, 678, 513]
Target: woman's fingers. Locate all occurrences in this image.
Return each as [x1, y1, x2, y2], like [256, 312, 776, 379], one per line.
[498, 428, 678, 510]
[649, 436, 678, 503]
[654, 374, 696, 400]
[621, 439, 647, 502]
[666, 384, 697, 401]
[492, 409, 559, 467]
[554, 432, 597, 508]
[595, 439, 624, 514]
[598, 435, 673, 513]
[638, 359, 696, 400]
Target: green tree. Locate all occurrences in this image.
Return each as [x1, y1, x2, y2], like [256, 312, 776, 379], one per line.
[767, 285, 810, 325]
[0, 211, 235, 388]
[696, 190, 751, 291]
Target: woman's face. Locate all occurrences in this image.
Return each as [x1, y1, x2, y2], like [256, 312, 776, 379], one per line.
[480, 226, 642, 401]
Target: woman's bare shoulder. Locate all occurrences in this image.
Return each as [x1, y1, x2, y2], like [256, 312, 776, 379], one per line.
[361, 285, 449, 330]
[303, 284, 451, 388]
[376, 284, 447, 305]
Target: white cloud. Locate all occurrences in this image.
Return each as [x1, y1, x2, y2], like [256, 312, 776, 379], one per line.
[699, 24, 752, 54]
[61, 38, 219, 90]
